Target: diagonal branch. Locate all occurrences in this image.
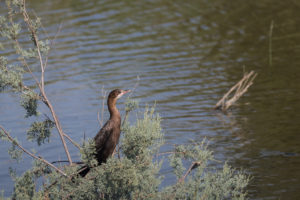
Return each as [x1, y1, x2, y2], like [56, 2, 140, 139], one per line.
[21, 0, 74, 164]
[0, 125, 67, 177]
[6, 3, 41, 90]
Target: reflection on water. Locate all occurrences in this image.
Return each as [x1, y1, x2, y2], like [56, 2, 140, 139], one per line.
[1, 0, 300, 199]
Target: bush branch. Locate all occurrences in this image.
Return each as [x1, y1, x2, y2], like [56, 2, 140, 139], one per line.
[0, 125, 67, 177]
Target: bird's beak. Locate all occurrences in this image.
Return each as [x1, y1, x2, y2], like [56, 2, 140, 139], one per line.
[122, 90, 131, 95]
[117, 89, 131, 99]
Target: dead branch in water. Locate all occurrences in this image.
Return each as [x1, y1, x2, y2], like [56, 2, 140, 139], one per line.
[215, 70, 257, 111]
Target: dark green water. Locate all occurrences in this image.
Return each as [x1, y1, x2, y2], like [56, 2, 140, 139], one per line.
[1, 0, 300, 199]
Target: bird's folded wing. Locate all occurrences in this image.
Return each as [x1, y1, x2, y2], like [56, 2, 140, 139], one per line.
[94, 120, 113, 153]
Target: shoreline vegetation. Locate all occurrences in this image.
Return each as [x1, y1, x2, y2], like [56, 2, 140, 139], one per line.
[0, 0, 250, 199]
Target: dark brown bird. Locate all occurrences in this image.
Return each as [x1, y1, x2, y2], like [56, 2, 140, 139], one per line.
[79, 89, 130, 177]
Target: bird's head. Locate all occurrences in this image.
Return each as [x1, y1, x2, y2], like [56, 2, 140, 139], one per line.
[108, 89, 131, 100]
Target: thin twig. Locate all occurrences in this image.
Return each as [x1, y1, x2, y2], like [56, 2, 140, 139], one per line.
[44, 22, 63, 70]
[6, 3, 41, 89]
[22, 1, 45, 89]
[100, 86, 107, 127]
[128, 75, 140, 98]
[63, 133, 80, 149]
[0, 125, 67, 177]
[41, 95, 73, 164]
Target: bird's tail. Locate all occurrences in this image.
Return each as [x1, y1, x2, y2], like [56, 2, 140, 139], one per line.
[78, 165, 90, 177]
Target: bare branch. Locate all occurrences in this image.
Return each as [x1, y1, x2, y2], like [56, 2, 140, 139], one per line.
[6, 3, 41, 89]
[21, 0, 45, 89]
[0, 125, 67, 177]
[21, 0, 73, 164]
[63, 133, 80, 149]
[41, 95, 73, 164]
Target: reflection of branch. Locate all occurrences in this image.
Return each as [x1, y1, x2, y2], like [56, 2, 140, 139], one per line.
[0, 125, 67, 177]
[178, 161, 201, 183]
[215, 70, 257, 111]
[269, 20, 274, 67]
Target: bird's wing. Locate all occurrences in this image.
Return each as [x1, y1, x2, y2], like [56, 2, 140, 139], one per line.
[94, 120, 113, 153]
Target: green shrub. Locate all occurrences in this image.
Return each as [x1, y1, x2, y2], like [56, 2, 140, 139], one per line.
[4, 105, 249, 200]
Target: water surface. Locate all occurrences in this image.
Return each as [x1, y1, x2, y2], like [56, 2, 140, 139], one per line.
[0, 0, 300, 199]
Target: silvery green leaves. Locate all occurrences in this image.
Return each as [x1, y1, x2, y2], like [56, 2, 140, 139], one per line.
[80, 139, 98, 168]
[0, 130, 23, 162]
[0, 57, 23, 92]
[125, 99, 139, 112]
[20, 90, 39, 118]
[0, 15, 21, 40]
[27, 119, 54, 146]
[12, 171, 35, 200]
[8, 138, 23, 162]
[122, 106, 163, 161]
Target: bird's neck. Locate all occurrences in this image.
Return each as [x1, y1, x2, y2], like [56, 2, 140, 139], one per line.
[107, 98, 121, 122]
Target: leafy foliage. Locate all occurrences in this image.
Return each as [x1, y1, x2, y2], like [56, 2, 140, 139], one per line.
[122, 106, 163, 161]
[0, 130, 23, 162]
[80, 139, 98, 168]
[27, 119, 55, 145]
[20, 90, 39, 118]
[163, 141, 249, 200]
[124, 98, 139, 112]
[0, 56, 23, 92]
[7, 139, 23, 162]
[12, 171, 35, 200]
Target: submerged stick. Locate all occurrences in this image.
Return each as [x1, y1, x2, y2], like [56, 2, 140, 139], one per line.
[215, 70, 257, 111]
